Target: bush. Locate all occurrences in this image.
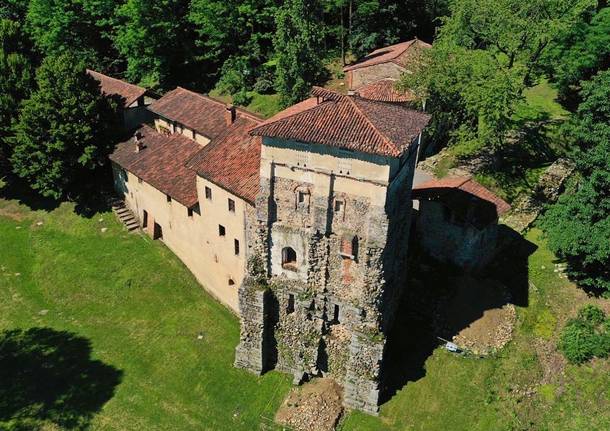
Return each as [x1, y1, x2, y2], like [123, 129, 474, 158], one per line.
[558, 305, 610, 364]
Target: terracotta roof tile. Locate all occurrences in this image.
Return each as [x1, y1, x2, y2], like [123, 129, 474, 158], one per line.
[412, 177, 511, 215]
[343, 39, 431, 72]
[186, 117, 261, 204]
[87, 69, 147, 108]
[109, 125, 200, 207]
[355, 79, 415, 103]
[251, 89, 430, 157]
[148, 87, 261, 140]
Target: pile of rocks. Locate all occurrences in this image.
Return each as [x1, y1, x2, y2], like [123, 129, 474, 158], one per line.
[275, 378, 344, 431]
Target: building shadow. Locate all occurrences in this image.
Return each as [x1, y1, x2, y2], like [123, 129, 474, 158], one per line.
[0, 328, 123, 430]
[379, 225, 536, 404]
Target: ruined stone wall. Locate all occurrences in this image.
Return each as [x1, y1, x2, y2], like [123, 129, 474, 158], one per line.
[235, 136, 420, 415]
[416, 200, 499, 270]
[349, 63, 405, 89]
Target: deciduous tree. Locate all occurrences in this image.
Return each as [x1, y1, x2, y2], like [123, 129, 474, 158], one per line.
[10, 54, 119, 199]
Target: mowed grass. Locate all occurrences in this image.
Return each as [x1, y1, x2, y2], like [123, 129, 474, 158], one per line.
[340, 229, 610, 431]
[0, 196, 290, 430]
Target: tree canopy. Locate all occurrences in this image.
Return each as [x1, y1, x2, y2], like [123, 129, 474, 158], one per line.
[10, 54, 119, 199]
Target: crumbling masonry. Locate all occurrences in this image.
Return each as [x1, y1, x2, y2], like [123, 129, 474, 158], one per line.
[235, 133, 420, 414]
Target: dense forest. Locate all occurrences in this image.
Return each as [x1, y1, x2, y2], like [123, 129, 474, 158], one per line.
[0, 0, 608, 293]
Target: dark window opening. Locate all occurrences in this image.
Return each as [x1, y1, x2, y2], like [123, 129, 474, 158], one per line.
[287, 294, 295, 314]
[234, 239, 240, 255]
[228, 278, 235, 286]
[298, 191, 307, 203]
[334, 200, 344, 212]
[123, 169, 128, 182]
[205, 186, 212, 200]
[138, 177, 143, 184]
[228, 198, 235, 212]
[166, 194, 172, 203]
[187, 207, 193, 217]
[219, 225, 226, 236]
[332, 304, 340, 323]
[153, 222, 163, 240]
[281, 247, 297, 270]
[142, 210, 148, 228]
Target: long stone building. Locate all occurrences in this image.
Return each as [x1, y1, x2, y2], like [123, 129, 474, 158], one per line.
[104, 45, 509, 414]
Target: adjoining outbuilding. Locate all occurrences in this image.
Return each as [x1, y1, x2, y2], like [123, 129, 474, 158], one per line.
[411, 177, 511, 271]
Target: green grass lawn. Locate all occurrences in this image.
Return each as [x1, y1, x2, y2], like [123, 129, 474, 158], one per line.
[0, 195, 291, 430]
[1, 187, 609, 430]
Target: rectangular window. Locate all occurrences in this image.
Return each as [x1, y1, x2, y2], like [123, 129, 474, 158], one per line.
[123, 169, 128, 182]
[287, 294, 295, 314]
[333, 304, 340, 323]
[187, 207, 193, 217]
[166, 195, 172, 203]
[228, 198, 235, 213]
[205, 186, 212, 200]
[334, 200, 344, 212]
[218, 225, 226, 236]
[234, 239, 240, 255]
[298, 191, 307, 204]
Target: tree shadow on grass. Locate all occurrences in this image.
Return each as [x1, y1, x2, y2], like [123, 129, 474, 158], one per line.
[379, 225, 537, 404]
[0, 328, 123, 430]
[0, 170, 115, 219]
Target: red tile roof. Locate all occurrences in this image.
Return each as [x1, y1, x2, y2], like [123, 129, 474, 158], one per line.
[186, 117, 262, 204]
[109, 125, 201, 207]
[251, 89, 430, 157]
[87, 69, 147, 108]
[355, 79, 415, 103]
[344, 39, 431, 72]
[148, 87, 262, 140]
[412, 177, 511, 215]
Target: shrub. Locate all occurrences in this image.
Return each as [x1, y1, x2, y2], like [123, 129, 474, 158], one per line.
[558, 305, 610, 364]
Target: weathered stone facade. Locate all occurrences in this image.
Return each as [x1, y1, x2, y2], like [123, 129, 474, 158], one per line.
[235, 136, 420, 414]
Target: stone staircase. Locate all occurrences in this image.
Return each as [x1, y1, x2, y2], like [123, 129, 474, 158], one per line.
[110, 199, 140, 232]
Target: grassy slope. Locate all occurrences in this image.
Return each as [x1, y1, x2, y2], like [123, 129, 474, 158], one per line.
[340, 229, 610, 431]
[0, 197, 290, 430]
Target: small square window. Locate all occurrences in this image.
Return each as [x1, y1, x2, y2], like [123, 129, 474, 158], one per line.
[218, 225, 226, 236]
[234, 239, 240, 255]
[334, 200, 344, 212]
[166, 195, 172, 203]
[187, 207, 193, 217]
[228, 198, 235, 213]
[205, 186, 212, 200]
[298, 191, 307, 204]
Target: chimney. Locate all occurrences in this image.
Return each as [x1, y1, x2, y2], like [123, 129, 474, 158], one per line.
[134, 132, 145, 152]
[225, 105, 236, 125]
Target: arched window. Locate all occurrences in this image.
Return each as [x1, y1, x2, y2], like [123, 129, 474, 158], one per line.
[281, 247, 297, 270]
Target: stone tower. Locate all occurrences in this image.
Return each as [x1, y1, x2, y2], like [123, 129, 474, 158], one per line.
[235, 89, 430, 414]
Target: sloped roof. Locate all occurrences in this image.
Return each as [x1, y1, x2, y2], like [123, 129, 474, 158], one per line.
[148, 87, 262, 140]
[109, 125, 200, 207]
[251, 88, 430, 158]
[87, 69, 147, 108]
[344, 39, 431, 72]
[186, 116, 262, 205]
[355, 79, 415, 103]
[412, 177, 511, 216]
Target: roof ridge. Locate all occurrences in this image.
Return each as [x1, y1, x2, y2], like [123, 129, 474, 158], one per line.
[253, 98, 332, 133]
[87, 69, 145, 90]
[347, 97, 400, 155]
[389, 39, 416, 60]
[171, 86, 263, 122]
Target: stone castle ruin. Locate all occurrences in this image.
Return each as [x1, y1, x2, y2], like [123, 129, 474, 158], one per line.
[234, 88, 431, 414]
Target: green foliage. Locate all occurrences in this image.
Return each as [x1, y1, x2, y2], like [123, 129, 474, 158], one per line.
[0, 0, 28, 21]
[401, 0, 596, 156]
[0, 19, 34, 156]
[541, 7, 610, 109]
[25, 0, 118, 68]
[559, 305, 610, 364]
[10, 54, 119, 199]
[540, 71, 610, 293]
[274, 0, 325, 107]
[115, 0, 197, 89]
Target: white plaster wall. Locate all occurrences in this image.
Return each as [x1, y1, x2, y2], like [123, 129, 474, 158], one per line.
[112, 164, 248, 312]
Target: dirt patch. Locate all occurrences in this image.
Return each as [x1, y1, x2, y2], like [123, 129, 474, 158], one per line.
[0, 204, 27, 221]
[275, 378, 343, 431]
[436, 276, 517, 355]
